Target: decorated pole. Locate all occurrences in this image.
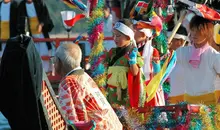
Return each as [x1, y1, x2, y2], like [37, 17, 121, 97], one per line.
[88, 0, 107, 94]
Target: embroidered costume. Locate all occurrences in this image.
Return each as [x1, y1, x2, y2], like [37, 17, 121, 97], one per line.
[106, 45, 144, 107]
[106, 21, 145, 108]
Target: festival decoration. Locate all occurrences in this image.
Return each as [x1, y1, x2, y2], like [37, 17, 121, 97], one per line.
[135, 11, 163, 37]
[113, 103, 220, 129]
[63, 0, 87, 11]
[87, 0, 106, 93]
[64, 14, 85, 27]
[145, 51, 176, 103]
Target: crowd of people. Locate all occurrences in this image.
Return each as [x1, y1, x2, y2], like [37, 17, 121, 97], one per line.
[55, 9, 220, 130]
[0, 0, 220, 130]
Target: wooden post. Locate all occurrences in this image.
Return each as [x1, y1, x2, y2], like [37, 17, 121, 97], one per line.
[168, 11, 187, 44]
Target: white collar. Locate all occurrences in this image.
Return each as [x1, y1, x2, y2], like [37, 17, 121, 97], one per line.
[65, 66, 82, 77]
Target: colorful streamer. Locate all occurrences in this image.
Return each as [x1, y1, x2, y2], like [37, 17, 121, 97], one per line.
[145, 51, 176, 102]
[63, 0, 78, 9]
[88, 0, 106, 93]
[63, 0, 87, 11]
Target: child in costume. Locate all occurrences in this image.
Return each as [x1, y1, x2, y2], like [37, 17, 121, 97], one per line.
[169, 16, 220, 105]
[106, 19, 145, 108]
[133, 20, 165, 106]
[167, 26, 189, 51]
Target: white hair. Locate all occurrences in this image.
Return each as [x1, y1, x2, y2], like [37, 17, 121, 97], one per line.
[55, 43, 82, 70]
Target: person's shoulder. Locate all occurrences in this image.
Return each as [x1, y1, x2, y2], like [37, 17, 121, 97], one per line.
[208, 46, 219, 54]
[176, 46, 191, 54]
[60, 76, 78, 89]
[108, 47, 116, 55]
[109, 14, 113, 19]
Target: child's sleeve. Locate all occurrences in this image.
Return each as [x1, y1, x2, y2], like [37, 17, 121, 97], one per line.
[152, 48, 161, 74]
[214, 53, 220, 74]
[136, 52, 144, 68]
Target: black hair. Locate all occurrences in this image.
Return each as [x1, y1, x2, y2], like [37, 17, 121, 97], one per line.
[168, 25, 188, 36]
[104, 4, 111, 13]
[118, 19, 133, 30]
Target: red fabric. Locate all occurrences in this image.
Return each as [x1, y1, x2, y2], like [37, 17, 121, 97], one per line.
[196, 4, 220, 21]
[127, 70, 141, 108]
[64, 14, 85, 27]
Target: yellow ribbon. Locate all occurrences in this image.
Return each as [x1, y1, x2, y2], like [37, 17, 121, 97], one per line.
[146, 55, 170, 102]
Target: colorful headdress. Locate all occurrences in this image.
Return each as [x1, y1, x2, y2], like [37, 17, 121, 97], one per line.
[128, 1, 163, 37]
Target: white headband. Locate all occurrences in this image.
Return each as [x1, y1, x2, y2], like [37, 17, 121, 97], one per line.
[139, 28, 153, 37]
[132, 20, 153, 37]
[114, 22, 136, 47]
[167, 32, 189, 41]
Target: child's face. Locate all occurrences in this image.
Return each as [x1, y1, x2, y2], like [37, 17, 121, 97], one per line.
[169, 38, 184, 51]
[189, 30, 208, 48]
[134, 30, 147, 43]
[113, 29, 130, 47]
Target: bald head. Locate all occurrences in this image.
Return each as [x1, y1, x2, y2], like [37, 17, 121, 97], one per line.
[55, 43, 82, 71]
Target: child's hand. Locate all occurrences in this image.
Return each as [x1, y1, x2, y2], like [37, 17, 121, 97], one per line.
[129, 47, 138, 65]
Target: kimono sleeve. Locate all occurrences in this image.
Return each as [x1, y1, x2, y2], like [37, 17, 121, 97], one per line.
[137, 52, 144, 68]
[58, 81, 79, 124]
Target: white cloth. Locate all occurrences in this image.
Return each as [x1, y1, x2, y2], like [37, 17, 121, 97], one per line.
[0, 2, 11, 58]
[167, 31, 189, 41]
[26, 3, 50, 72]
[139, 29, 152, 38]
[215, 75, 220, 91]
[170, 46, 220, 97]
[142, 40, 154, 81]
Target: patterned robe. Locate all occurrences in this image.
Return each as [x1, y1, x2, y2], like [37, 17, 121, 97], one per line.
[58, 69, 122, 130]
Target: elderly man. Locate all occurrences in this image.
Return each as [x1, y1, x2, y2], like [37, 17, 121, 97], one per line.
[54, 43, 122, 130]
